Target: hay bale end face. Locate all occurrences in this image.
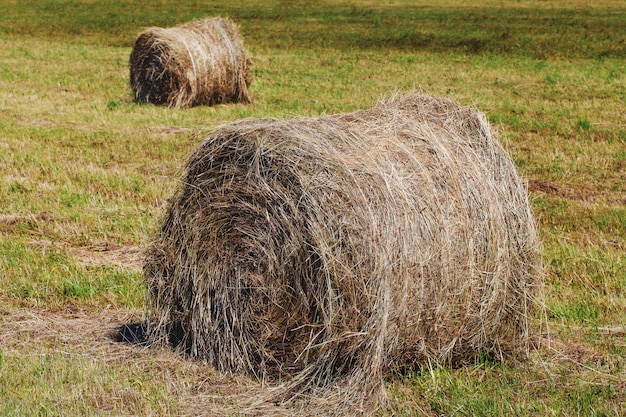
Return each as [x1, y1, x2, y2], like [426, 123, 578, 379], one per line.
[129, 17, 252, 108]
[144, 92, 542, 414]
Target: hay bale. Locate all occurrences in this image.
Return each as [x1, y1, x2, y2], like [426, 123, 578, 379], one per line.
[144, 92, 542, 415]
[129, 17, 252, 108]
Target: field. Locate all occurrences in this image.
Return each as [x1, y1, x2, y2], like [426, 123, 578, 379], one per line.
[0, 0, 624, 415]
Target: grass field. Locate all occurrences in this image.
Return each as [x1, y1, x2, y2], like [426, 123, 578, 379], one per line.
[0, 0, 624, 415]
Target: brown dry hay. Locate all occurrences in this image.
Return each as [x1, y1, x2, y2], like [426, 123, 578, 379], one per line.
[68, 244, 145, 271]
[144, 92, 543, 415]
[129, 17, 252, 108]
[0, 303, 143, 353]
[0, 214, 23, 226]
[17, 238, 146, 271]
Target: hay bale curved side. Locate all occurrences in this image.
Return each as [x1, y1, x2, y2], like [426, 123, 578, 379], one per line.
[129, 17, 252, 108]
[144, 92, 542, 414]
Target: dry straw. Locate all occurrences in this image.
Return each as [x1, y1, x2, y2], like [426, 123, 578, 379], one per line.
[129, 17, 252, 108]
[144, 92, 542, 415]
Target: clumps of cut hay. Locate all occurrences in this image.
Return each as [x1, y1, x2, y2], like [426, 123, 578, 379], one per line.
[129, 17, 252, 108]
[144, 92, 542, 415]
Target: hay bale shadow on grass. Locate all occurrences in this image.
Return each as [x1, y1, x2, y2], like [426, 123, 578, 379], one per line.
[114, 322, 148, 346]
[143, 92, 543, 415]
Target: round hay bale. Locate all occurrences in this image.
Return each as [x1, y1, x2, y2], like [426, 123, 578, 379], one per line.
[144, 92, 542, 414]
[129, 17, 252, 108]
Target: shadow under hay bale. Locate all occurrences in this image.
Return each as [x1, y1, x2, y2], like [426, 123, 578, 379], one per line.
[114, 322, 148, 346]
[129, 17, 252, 108]
[144, 92, 542, 415]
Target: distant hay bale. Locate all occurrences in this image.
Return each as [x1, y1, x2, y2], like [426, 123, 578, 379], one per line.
[144, 92, 542, 415]
[129, 17, 252, 108]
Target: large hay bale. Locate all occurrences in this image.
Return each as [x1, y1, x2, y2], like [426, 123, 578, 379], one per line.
[144, 92, 542, 415]
[129, 17, 252, 108]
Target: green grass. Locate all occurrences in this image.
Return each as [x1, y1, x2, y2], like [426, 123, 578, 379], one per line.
[0, 0, 624, 415]
[0, 351, 175, 416]
[387, 357, 625, 416]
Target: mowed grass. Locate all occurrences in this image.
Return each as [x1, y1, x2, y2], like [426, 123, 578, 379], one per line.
[0, 0, 624, 415]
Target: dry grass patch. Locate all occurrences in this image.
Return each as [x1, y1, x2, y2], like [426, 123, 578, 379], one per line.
[68, 243, 145, 271]
[0, 301, 279, 416]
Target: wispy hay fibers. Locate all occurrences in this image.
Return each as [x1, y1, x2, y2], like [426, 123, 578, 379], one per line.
[129, 17, 252, 108]
[144, 92, 542, 415]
